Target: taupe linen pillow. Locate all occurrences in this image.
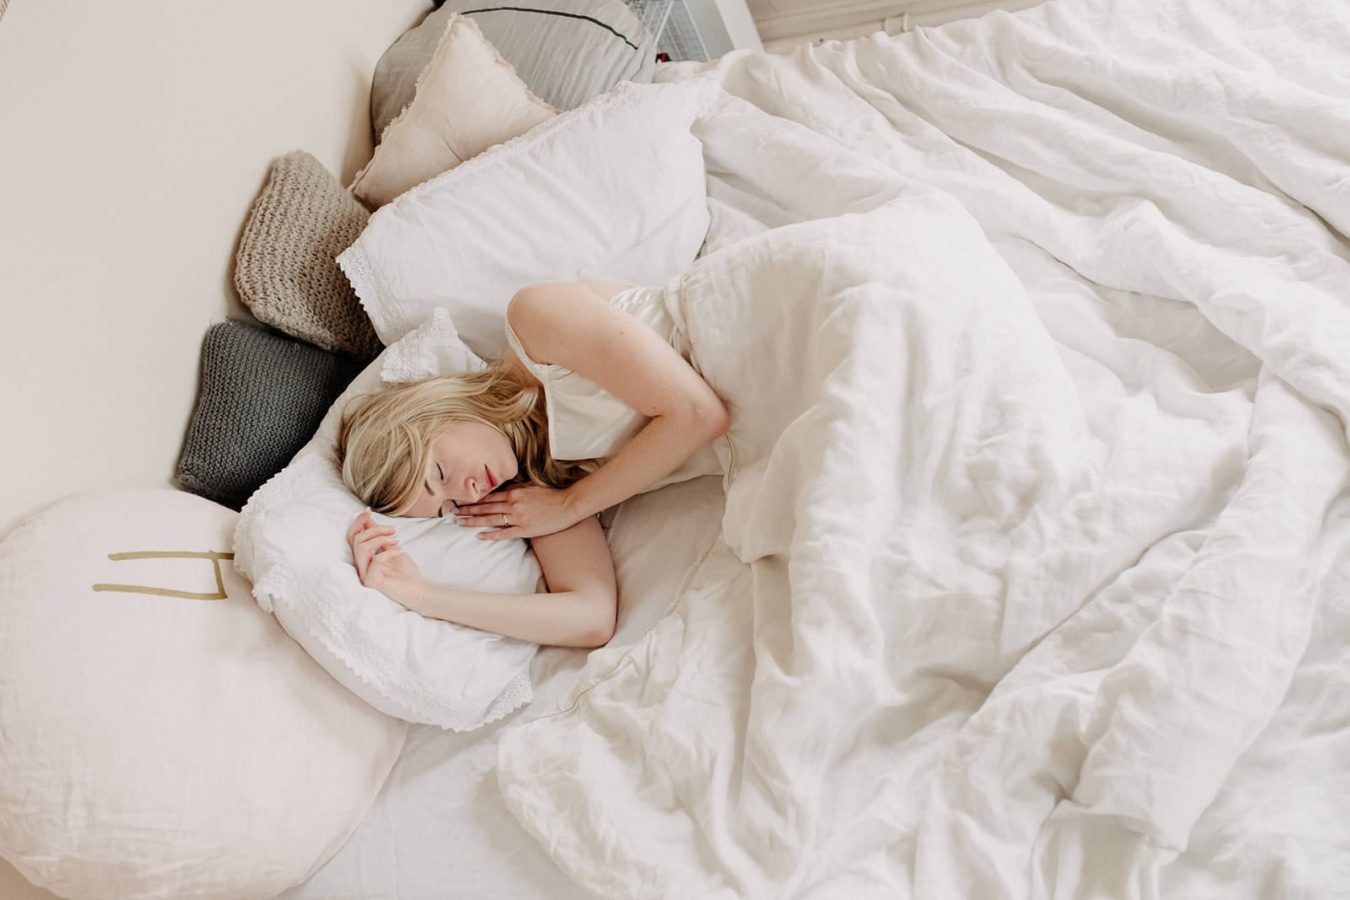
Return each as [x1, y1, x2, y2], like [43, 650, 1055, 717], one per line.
[349, 14, 558, 209]
[234, 151, 382, 360]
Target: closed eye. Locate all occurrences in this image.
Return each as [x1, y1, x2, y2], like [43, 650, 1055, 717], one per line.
[435, 463, 449, 518]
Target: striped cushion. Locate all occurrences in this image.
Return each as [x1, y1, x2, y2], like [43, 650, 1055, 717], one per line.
[372, 0, 657, 140]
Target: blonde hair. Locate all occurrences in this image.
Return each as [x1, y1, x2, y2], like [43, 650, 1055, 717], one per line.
[334, 361, 600, 515]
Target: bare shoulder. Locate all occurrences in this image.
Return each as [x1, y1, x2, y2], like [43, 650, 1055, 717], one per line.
[512, 280, 635, 308]
[507, 280, 636, 365]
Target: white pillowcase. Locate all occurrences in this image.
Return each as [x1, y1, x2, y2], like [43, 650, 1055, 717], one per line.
[337, 75, 721, 360]
[234, 308, 545, 731]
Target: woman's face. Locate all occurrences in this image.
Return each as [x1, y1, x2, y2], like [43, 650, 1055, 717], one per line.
[400, 421, 520, 518]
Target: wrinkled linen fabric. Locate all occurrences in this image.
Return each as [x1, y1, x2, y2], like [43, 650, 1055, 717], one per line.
[494, 1, 1350, 897]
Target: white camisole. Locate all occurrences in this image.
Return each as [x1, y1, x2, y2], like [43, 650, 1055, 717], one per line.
[502, 283, 725, 491]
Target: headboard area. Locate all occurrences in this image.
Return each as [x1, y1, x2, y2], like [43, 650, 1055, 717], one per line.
[0, 0, 431, 537]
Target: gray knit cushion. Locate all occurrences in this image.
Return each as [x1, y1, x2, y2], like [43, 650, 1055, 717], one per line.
[371, 1, 658, 140]
[176, 321, 364, 511]
[234, 151, 383, 360]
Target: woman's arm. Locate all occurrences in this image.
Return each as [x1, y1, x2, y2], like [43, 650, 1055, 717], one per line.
[501, 281, 730, 525]
[350, 509, 617, 648]
[418, 516, 616, 648]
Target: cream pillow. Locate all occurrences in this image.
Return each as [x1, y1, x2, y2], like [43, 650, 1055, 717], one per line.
[371, 0, 658, 135]
[350, 13, 558, 208]
[0, 489, 407, 899]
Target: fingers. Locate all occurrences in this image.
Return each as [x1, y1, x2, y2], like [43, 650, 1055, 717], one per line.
[353, 528, 399, 581]
[454, 501, 508, 517]
[347, 508, 385, 543]
[367, 546, 404, 571]
[352, 523, 395, 551]
[477, 527, 523, 542]
[358, 538, 399, 582]
[349, 510, 389, 544]
[458, 485, 526, 513]
[346, 509, 369, 544]
[455, 514, 512, 528]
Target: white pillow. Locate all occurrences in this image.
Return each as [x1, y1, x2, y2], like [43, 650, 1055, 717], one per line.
[350, 14, 559, 210]
[234, 308, 546, 731]
[0, 489, 407, 900]
[337, 74, 721, 359]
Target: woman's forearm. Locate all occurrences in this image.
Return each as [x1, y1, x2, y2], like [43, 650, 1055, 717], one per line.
[415, 581, 612, 649]
[564, 409, 727, 522]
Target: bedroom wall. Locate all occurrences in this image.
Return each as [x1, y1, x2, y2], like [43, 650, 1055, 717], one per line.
[0, 0, 430, 541]
[1, 7, 429, 893]
[749, 0, 1050, 52]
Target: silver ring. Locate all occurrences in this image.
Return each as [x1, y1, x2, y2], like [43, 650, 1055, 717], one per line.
[500, 514, 508, 528]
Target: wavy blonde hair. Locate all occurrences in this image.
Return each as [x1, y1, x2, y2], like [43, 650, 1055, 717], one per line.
[334, 361, 600, 516]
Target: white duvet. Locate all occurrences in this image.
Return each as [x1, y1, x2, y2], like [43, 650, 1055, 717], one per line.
[494, 0, 1350, 897]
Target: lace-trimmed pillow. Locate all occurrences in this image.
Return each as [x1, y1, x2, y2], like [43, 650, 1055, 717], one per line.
[339, 75, 721, 359]
[233, 308, 544, 731]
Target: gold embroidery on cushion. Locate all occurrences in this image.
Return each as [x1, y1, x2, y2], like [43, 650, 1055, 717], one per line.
[92, 551, 236, 601]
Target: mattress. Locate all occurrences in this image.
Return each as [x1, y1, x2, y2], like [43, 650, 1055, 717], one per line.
[301, 0, 1350, 896]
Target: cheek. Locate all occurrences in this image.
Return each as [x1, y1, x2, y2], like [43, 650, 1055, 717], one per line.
[402, 496, 435, 518]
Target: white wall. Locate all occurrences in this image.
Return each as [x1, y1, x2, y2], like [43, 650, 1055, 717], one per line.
[0, 0, 429, 540]
[687, 0, 764, 56]
[748, 0, 1051, 52]
[1, 2, 429, 894]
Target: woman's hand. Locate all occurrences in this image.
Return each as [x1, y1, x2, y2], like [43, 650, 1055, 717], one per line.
[347, 509, 426, 612]
[453, 484, 579, 541]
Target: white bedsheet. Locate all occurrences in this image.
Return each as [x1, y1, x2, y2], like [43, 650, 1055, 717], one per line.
[490, 1, 1350, 898]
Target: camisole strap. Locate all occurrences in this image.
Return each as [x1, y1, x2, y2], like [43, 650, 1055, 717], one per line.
[503, 316, 549, 380]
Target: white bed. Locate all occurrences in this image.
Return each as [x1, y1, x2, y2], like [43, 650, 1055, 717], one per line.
[288, 0, 1350, 896]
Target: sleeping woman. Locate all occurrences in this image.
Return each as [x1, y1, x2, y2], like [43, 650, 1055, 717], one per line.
[334, 280, 730, 651]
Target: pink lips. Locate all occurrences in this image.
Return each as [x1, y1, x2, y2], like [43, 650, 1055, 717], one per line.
[485, 465, 497, 489]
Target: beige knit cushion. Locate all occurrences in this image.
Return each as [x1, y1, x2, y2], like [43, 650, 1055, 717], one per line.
[235, 151, 382, 359]
[349, 14, 558, 209]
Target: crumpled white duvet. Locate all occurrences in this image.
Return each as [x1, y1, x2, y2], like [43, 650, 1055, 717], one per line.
[494, 0, 1350, 896]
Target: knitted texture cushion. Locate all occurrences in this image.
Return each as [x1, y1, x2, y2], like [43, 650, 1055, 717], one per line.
[176, 321, 364, 510]
[234, 151, 382, 359]
[372, 0, 658, 140]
